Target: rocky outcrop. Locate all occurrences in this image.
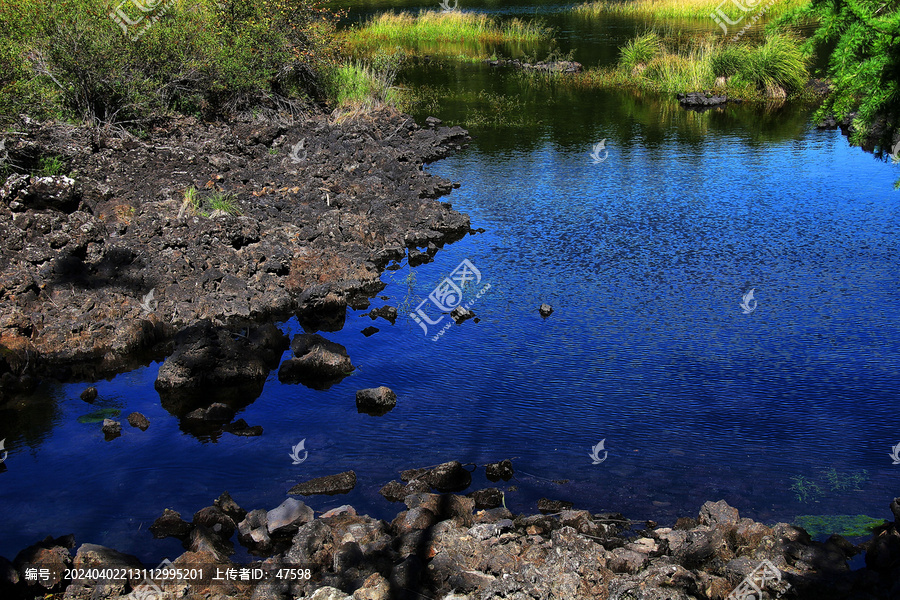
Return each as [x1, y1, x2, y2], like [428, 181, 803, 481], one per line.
[289, 471, 358, 496]
[0, 109, 471, 399]
[5, 496, 900, 600]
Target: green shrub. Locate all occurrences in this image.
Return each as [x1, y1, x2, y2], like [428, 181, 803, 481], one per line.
[0, 0, 343, 126]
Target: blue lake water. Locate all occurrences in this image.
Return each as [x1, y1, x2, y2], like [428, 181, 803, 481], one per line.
[1, 2, 899, 564]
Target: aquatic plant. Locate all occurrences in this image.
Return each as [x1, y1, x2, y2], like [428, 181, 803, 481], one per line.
[821, 468, 868, 492]
[620, 33, 662, 71]
[77, 408, 121, 424]
[790, 475, 823, 503]
[794, 514, 886, 538]
[326, 53, 403, 112]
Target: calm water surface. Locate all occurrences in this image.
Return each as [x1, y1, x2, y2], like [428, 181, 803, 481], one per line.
[1, 4, 898, 564]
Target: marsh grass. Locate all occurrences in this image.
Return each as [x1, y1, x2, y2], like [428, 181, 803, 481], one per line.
[341, 11, 552, 51]
[535, 32, 810, 101]
[573, 0, 809, 21]
[179, 186, 240, 217]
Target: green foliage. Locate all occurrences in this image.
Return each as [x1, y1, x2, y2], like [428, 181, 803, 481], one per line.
[620, 33, 662, 71]
[794, 514, 886, 538]
[37, 155, 65, 177]
[790, 475, 823, 503]
[180, 186, 240, 217]
[565, 33, 809, 100]
[0, 0, 343, 126]
[326, 54, 402, 110]
[783, 0, 900, 143]
[822, 468, 868, 491]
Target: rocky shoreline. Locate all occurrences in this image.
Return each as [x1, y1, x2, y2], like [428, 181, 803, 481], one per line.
[3, 460, 900, 600]
[0, 108, 470, 399]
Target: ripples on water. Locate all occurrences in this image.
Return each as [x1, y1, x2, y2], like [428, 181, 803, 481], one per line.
[1, 4, 899, 562]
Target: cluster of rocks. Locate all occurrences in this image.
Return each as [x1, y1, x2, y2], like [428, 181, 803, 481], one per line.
[0, 108, 472, 401]
[4, 482, 900, 600]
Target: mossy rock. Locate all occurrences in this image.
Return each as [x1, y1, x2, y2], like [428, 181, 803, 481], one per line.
[794, 514, 886, 538]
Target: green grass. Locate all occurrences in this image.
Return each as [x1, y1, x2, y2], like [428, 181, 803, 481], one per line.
[36, 155, 65, 177]
[341, 11, 552, 50]
[573, 0, 810, 21]
[208, 191, 241, 216]
[540, 32, 810, 101]
[327, 54, 402, 111]
[794, 514, 886, 538]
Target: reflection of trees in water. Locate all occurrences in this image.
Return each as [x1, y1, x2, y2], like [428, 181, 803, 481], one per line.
[0, 382, 66, 469]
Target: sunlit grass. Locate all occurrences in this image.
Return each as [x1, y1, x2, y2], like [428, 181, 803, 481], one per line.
[523, 32, 811, 102]
[341, 11, 552, 51]
[572, 0, 810, 21]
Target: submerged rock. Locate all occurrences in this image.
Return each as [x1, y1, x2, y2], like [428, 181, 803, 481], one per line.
[539, 303, 553, 317]
[289, 471, 357, 496]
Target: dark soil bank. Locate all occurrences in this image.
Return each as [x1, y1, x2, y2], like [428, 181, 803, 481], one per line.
[3, 490, 900, 599]
[0, 109, 470, 395]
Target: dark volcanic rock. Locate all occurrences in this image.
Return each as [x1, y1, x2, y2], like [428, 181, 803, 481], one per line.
[356, 386, 397, 416]
[468, 488, 504, 509]
[361, 326, 379, 337]
[289, 471, 357, 496]
[149, 508, 193, 539]
[401, 460, 472, 493]
[539, 304, 553, 317]
[155, 321, 288, 406]
[487, 59, 583, 73]
[193, 506, 237, 539]
[0, 110, 471, 396]
[278, 333, 354, 390]
[126, 411, 150, 430]
[101, 418, 121, 440]
[677, 92, 729, 108]
[13, 534, 75, 590]
[365, 305, 398, 325]
[80, 386, 97, 403]
[222, 418, 263, 436]
[379, 479, 432, 502]
[451, 306, 474, 324]
[537, 498, 574, 513]
[266, 498, 315, 537]
[485, 459, 514, 482]
[214, 491, 247, 523]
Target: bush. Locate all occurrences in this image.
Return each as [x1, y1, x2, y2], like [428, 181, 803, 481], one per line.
[0, 0, 343, 125]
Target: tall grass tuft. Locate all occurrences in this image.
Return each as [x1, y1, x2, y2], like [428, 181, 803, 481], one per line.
[341, 10, 551, 48]
[620, 33, 662, 71]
